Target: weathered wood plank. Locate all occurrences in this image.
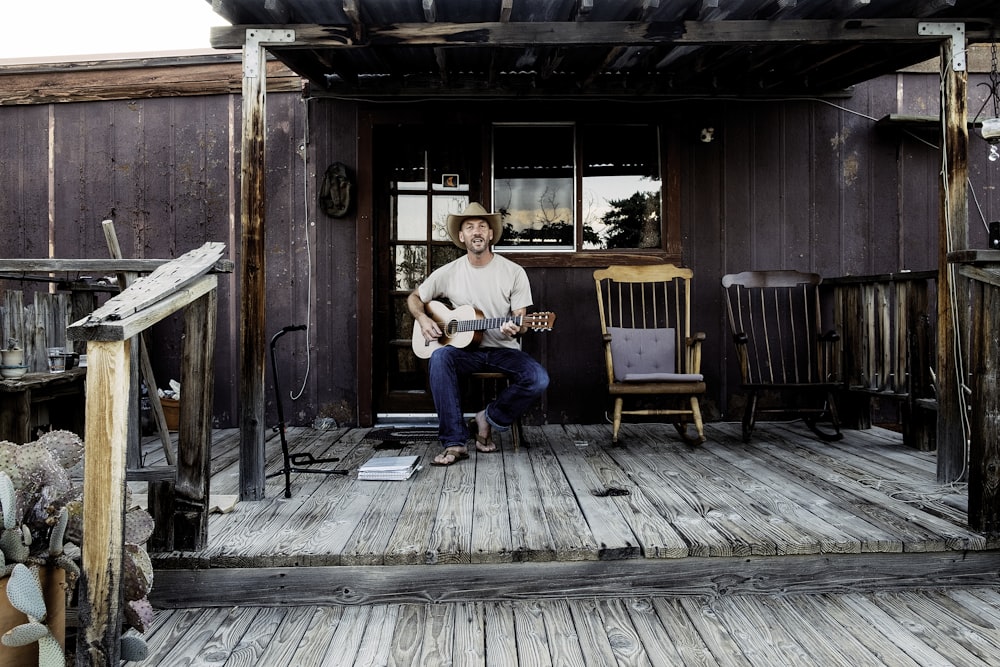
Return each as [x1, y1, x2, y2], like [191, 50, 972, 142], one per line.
[562, 423, 690, 558]
[544, 425, 640, 560]
[67, 275, 218, 342]
[525, 432, 599, 561]
[222, 606, 286, 667]
[602, 431, 740, 557]
[632, 426, 821, 556]
[565, 598, 621, 666]
[134, 586, 1000, 667]
[418, 602, 457, 665]
[387, 604, 425, 667]
[78, 339, 130, 666]
[767, 423, 987, 551]
[71, 243, 225, 323]
[650, 597, 720, 666]
[535, 599, 589, 666]
[0, 257, 233, 274]
[469, 440, 515, 564]
[153, 550, 1000, 609]
[452, 602, 486, 667]
[503, 434, 556, 562]
[676, 597, 752, 667]
[172, 288, 217, 550]
[623, 597, 688, 665]
[838, 592, 961, 665]
[790, 594, 921, 667]
[483, 601, 518, 667]
[286, 606, 342, 667]
[424, 445, 477, 563]
[252, 606, 317, 666]
[705, 439, 864, 554]
[511, 600, 553, 666]
[272, 431, 383, 566]
[341, 454, 422, 566]
[353, 603, 400, 666]
[134, 607, 230, 665]
[128, 608, 200, 666]
[597, 598, 647, 667]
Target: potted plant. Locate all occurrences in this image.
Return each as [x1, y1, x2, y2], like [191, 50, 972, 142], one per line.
[0, 430, 154, 665]
[1, 339, 23, 367]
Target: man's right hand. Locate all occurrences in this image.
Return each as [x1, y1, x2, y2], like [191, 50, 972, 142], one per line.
[418, 314, 442, 342]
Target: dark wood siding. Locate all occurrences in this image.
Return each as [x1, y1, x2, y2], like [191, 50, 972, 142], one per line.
[3, 67, 998, 427]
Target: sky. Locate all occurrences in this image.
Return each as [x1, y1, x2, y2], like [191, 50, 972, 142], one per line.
[0, 0, 231, 61]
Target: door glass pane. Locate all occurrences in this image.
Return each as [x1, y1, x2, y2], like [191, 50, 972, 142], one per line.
[394, 245, 427, 291]
[581, 125, 661, 250]
[493, 124, 575, 250]
[396, 194, 428, 241]
[432, 195, 470, 243]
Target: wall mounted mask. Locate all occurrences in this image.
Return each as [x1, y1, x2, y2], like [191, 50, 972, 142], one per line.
[319, 162, 353, 217]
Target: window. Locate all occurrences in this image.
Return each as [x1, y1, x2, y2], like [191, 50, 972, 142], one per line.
[492, 123, 662, 252]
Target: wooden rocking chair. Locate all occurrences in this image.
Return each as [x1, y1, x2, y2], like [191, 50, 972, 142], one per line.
[594, 264, 706, 445]
[721, 270, 842, 442]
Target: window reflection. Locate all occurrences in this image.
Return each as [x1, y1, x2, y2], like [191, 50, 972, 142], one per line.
[493, 124, 575, 250]
[492, 123, 662, 251]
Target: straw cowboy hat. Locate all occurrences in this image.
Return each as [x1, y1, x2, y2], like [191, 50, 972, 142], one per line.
[446, 202, 503, 249]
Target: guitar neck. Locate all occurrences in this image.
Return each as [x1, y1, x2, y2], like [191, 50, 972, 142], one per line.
[457, 315, 521, 333]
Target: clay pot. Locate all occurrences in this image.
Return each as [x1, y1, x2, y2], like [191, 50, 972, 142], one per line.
[0, 348, 24, 367]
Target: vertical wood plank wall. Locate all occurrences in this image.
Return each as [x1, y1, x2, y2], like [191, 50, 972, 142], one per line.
[1, 73, 998, 426]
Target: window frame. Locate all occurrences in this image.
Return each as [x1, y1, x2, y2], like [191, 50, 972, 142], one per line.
[488, 120, 680, 267]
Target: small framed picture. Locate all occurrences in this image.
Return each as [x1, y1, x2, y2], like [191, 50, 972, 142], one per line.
[442, 174, 460, 188]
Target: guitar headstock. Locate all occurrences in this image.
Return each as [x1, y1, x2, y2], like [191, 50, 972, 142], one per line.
[524, 311, 556, 331]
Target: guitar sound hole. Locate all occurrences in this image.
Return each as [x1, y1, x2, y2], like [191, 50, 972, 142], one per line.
[445, 320, 458, 336]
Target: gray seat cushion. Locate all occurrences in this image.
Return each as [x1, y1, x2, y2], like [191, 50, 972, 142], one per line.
[607, 327, 703, 383]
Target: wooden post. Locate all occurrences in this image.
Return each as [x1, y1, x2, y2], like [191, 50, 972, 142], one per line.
[76, 340, 130, 666]
[239, 31, 269, 501]
[936, 37, 970, 483]
[174, 289, 218, 549]
[969, 276, 1000, 533]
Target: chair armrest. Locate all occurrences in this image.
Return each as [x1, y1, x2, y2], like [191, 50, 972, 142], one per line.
[685, 332, 706, 346]
[685, 332, 706, 373]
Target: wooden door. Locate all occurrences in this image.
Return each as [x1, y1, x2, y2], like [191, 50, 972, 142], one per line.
[372, 124, 482, 417]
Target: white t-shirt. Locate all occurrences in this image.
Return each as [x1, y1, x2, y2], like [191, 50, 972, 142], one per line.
[418, 253, 533, 349]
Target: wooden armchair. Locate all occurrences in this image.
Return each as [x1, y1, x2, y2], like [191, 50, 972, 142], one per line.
[593, 265, 706, 445]
[721, 270, 842, 442]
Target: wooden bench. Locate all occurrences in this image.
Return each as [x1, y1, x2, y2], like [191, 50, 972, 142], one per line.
[0, 368, 87, 444]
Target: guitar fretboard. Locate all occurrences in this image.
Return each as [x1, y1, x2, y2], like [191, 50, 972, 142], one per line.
[443, 315, 522, 335]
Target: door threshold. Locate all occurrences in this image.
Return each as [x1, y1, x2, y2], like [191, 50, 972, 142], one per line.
[375, 413, 439, 427]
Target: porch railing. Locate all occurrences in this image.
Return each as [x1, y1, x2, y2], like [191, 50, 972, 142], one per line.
[825, 271, 938, 450]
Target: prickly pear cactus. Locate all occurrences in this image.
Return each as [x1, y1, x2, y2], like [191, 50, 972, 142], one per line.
[32, 430, 83, 473]
[1, 564, 63, 667]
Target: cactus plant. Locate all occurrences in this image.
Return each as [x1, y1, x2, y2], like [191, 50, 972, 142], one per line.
[0, 429, 155, 663]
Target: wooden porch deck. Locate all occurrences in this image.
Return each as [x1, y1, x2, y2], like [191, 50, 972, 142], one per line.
[132, 421, 1000, 665]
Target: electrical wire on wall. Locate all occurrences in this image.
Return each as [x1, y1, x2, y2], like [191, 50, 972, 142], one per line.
[290, 95, 314, 401]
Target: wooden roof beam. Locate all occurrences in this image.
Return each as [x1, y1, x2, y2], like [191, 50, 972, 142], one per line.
[211, 19, 977, 50]
[578, 0, 661, 87]
[343, 0, 364, 42]
[422, 0, 449, 85]
[490, 1, 515, 88]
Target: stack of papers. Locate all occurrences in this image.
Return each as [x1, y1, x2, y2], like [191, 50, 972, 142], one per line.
[357, 455, 422, 481]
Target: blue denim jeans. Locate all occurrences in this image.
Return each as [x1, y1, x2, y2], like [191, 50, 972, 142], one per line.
[427, 346, 549, 448]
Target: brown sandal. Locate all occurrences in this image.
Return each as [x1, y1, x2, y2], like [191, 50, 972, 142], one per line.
[430, 447, 469, 466]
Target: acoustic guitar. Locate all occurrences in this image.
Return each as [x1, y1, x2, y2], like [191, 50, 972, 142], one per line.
[412, 300, 556, 359]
